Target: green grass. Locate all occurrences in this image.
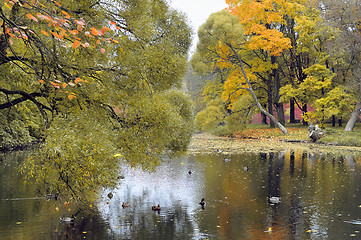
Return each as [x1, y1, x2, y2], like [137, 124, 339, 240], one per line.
[320, 125, 361, 147]
[231, 122, 361, 147]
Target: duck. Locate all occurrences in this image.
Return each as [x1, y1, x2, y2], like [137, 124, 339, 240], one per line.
[122, 202, 130, 208]
[60, 216, 75, 224]
[152, 204, 161, 211]
[199, 198, 205, 207]
[223, 158, 231, 162]
[267, 196, 281, 204]
[107, 192, 113, 199]
[188, 170, 193, 175]
[243, 166, 249, 171]
[46, 193, 58, 200]
[217, 149, 223, 153]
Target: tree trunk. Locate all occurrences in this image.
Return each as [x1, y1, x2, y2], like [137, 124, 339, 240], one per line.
[268, 91, 275, 128]
[229, 45, 289, 135]
[332, 115, 336, 127]
[262, 105, 268, 124]
[302, 104, 308, 126]
[345, 97, 361, 131]
[290, 98, 295, 123]
[272, 55, 285, 126]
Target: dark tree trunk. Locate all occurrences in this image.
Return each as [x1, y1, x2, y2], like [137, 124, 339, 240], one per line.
[268, 92, 275, 128]
[338, 117, 342, 127]
[272, 55, 285, 126]
[262, 105, 268, 124]
[332, 115, 336, 127]
[290, 98, 295, 123]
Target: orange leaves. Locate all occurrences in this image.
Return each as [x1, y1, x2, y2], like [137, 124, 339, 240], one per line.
[54, 1, 61, 7]
[41, 30, 49, 36]
[61, 11, 70, 19]
[72, 40, 80, 49]
[90, 27, 99, 36]
[26, 13, 38, 22]
[101, 26, 111, 35]
[226, 0, 293, 56]
[68, 30, 78, 35]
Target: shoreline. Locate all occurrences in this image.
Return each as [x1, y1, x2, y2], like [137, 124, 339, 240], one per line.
[188, 133, 361, 156]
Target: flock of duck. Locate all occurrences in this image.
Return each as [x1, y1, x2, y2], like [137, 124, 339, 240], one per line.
[60, 150, 281, 223]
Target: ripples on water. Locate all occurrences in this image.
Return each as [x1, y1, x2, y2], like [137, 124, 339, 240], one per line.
[1, 150, 361, 239]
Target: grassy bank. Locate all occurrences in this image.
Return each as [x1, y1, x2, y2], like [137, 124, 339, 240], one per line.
[189, 123, 361, 157]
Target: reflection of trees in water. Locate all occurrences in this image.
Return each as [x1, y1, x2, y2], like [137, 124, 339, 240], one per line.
[2, 150, 361, 239]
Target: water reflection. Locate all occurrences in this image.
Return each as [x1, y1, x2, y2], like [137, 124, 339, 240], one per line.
[1, 150, 361, 239]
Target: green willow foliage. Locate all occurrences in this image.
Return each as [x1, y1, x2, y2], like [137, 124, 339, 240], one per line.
[0, 0, 193, 208]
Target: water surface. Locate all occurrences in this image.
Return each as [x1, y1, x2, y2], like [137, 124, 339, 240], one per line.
[1, 149, 361, 239]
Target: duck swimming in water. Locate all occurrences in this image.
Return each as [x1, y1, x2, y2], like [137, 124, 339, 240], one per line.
[199, 198, 205, 207]
[60, 216, 75, 224]
[122, 202, 130, 208]
[152, 204, 161, 211]
[267, 196, 281, 204]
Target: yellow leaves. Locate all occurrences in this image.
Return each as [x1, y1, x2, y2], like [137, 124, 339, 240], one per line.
[68, 94, 77, 100]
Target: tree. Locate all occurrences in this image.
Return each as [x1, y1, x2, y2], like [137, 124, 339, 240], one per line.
[318, 0, 361, 131]
[191, 9, 289, 134]
[1, 0, 193, 208]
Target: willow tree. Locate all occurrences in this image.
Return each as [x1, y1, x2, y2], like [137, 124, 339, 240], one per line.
[0, 0, 193, 208]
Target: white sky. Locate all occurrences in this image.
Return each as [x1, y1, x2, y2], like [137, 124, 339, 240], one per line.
[168, 0, 228, 55]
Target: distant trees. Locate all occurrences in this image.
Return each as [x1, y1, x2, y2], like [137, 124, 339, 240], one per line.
[190, 0, 361, 134]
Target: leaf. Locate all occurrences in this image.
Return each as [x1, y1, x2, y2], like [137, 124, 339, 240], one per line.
[101, 26, 111, 35]
[50, 82, 60, 88]
[72, 40, 80, 49]
[54, 1, 61, 7]
[41, 30, 49, 36]
[90, 27, 99, 36]
[39, 79, 44, 84]
[74, 77, 81, 84]
[68, 94, 77, 100]
[100, 48, 105, 53]
[62, 83, 67, 88]
[50, 31, 62, 39]
[68, 30, 78, 35]
[61, 11, 70, 19]
[110, 21, 117, 25]
[26, 13, 38, 22]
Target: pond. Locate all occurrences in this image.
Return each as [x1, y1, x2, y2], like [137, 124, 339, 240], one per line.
[1, 149, 361, 239]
